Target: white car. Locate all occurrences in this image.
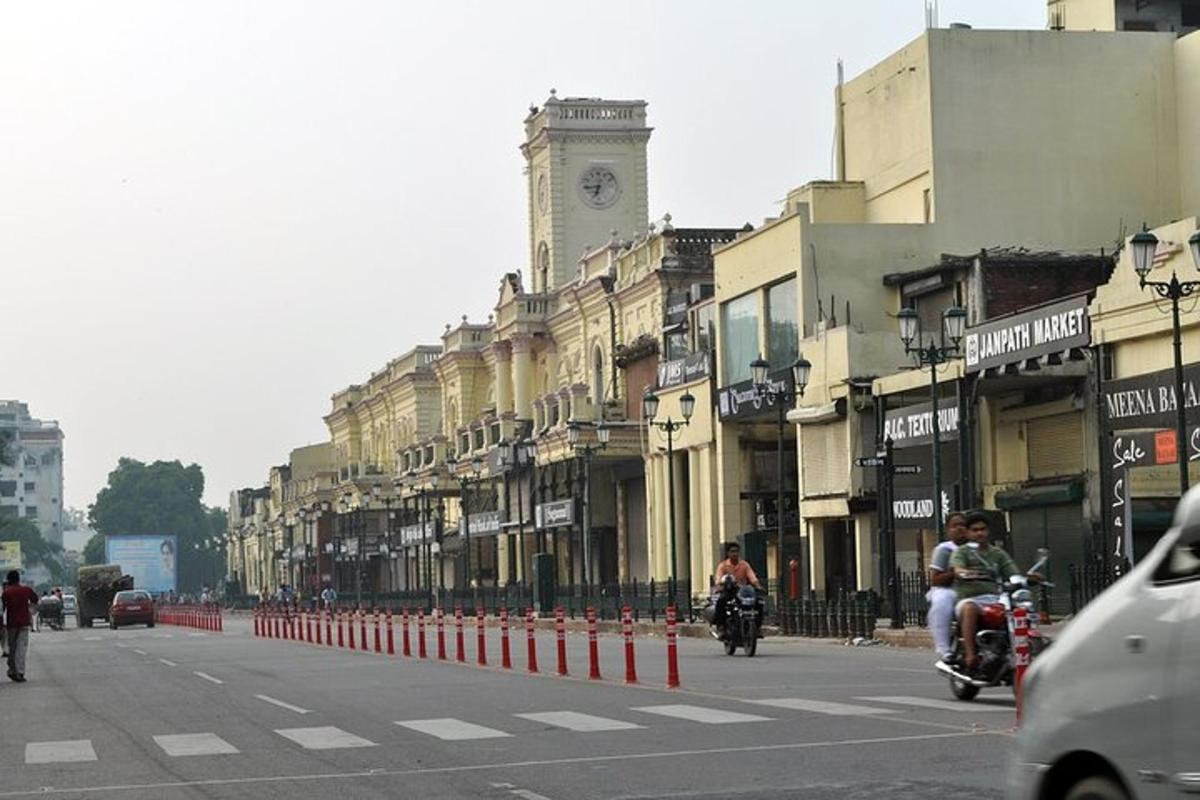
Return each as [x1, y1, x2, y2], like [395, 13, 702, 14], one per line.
[1008, 486, 1200, 799]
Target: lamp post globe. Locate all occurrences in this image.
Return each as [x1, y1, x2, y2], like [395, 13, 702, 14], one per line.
[897, 307, 919, 347]
[942, 306, 967, 344]
[750, 356, 770, 387]
[597, 422, 611, 446]
[642, 391, 660, 422]
[1189, 229, 1200, 270]
[1131, 229, 1158, 281]
[791, 357, 812, 396]
[679, 391, 696, 421]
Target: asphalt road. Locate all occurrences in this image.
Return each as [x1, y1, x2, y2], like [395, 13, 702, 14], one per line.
[1, 615, 1016, 799]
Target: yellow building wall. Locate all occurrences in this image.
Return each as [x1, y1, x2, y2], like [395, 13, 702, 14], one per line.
[1177, 32, 1200, 219]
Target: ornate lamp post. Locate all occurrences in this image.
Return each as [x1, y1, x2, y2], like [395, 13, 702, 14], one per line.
[897, 304, 966, 539]
[1131, 228, 1200, 497]
[497, 438, 537, 586]
[641, 389, 696, 593]
[749, 355, 812, 594]
[567, 421, 610, 592]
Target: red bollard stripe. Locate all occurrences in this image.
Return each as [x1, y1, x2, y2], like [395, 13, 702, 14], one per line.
[555, 606, 568, 677]
[526, 607, 539, 674]
[666, 605, 681, 689]
[622, 604, 638, 684]
[455, 607, 466, 663]
[476, 608, 487, 666]
[587, 606, 601, 680]
[500, 607, 512, 670]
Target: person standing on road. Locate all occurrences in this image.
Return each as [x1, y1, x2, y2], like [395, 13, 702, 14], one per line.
[927, 511, 969, 660]
[2, 570, 39, 682]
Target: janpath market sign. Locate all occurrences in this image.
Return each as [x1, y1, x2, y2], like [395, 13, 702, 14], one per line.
[964, 295, 1090, 373]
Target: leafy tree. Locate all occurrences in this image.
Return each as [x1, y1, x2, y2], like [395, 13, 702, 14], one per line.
[0, 515, 64, 582]
[88, 458, 221, 592]
[82, 532, 107, 565]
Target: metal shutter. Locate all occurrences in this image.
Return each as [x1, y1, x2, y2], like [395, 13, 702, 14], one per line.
[802, 423, 848, 497]
[1027, 412, 1083, 479]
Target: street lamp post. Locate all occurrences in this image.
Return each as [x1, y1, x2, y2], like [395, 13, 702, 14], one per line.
[567, 421, 609, 592]
[641, 390, 696, 594]
[749, 356, 812, 595]
[498, 438, 537, 587]
[447, 454, 484, 589]
[897, 304, 966, 540]
[1131, 228, 1200, 497]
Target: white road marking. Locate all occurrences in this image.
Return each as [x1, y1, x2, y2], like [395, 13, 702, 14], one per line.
[0, 731, 988, 796]
[153, 733, 239, 757]
[193, 671, 223, 685]
[632, 704, 771, 724]
[515, 711, 642, 732]
[510, 790, 554, 800]
[746, 698, 896, 717]
[83, 636, 102, 641]
[858, 695, 1013, 713]
[275, 726, 376, 750]
[132, 649, 147, 655]
[25, 740, 97, 764]
[158, 658, 177, 667]
[396, 718, 512, 741]
[255, 694, 312, 714]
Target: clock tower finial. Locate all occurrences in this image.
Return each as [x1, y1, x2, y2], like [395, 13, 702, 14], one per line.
[521, 95, 651, 293]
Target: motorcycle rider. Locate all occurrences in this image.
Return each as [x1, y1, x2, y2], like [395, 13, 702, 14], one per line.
[928, 511, 969, 660]
[951, 511, 1031, 670]
[709, 542, 763, 636]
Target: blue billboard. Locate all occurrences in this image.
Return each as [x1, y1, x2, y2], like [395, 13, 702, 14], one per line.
[105, 535, 178, 594]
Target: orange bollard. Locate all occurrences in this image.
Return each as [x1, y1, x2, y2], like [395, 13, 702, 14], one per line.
[436, 608, 447, 661]
[555, 606, 568, 677]
[373, 608, 382, 654]
[500, 607, 512, 669]
[273, 610, 281, 639]
[315, 609, 323, 645]
[402, 607, 412, 657]
[348, 609, 357, 650]
[666, 605, 680, 689]
[360, 608, 368, 651]
[526, 607, 539, 673]
[386, 609, 395, 656]
[622, 604, 637, 684]
[337, 610, 346, 648]
[476, 607, 487, 666]
[305, 612, 313, 643]
[455, 607, 465, 663]
[417, 607, 428, 659]
[254, 608, 260, 637]
[587, 606, 601, 680]
[325, 609, 333, 646]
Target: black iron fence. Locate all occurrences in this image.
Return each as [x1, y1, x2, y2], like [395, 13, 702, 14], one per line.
[773, 589, 879, 639]
[1068, 563, 1122, 615]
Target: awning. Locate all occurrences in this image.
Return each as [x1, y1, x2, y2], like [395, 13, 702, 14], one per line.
[994, 479, 1084, 510]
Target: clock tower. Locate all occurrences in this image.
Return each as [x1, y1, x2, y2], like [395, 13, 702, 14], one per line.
[521, 92, 651, 293]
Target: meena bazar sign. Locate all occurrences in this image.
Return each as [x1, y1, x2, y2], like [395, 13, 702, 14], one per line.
[964, 295, 1090, 373]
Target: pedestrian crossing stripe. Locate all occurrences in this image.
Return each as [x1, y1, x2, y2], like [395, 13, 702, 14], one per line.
[856, 695, 1012, 713]
[275, 726, 377, 749]
[747, 698, 896, 717]
[632, 704, 772, 724]
[25, 740, 97, 764]
[396, 718, 512, 740]
[153, 733, 239, 756]
[515, 711, 643, 732]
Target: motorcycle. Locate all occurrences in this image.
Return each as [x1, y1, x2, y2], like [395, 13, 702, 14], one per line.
[704, 577, 765, 657]
[935, 548, 1051, 701]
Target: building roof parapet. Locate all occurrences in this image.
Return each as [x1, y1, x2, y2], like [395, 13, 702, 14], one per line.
[523, 91, 649, 144]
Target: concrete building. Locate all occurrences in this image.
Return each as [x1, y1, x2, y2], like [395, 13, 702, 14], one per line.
[0, 400, 65, 548]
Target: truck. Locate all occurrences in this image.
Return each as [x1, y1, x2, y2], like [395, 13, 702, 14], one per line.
[76, 564, 134, 628]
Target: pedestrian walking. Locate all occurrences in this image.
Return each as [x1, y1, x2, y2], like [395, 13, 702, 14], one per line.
[2, 570, 39, 682]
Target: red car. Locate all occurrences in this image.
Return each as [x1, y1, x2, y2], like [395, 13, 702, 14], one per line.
[110, 590, 155, 629]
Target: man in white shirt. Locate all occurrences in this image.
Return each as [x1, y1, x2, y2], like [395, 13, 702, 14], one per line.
[927, 511, 969, 659]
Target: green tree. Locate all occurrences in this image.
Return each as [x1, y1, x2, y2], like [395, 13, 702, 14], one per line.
[0, 515, 65, 582]
[88, 458, 217, 593]
[82, 532, 107, 565]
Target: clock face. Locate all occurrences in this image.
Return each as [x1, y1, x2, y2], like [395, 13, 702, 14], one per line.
[578, 166, 620, 209]
[537, 173, 549, 215]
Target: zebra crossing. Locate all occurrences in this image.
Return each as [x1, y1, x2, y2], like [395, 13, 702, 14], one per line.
[16, 696, 1009, 765]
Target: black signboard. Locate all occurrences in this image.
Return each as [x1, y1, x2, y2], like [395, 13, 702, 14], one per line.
[535, 499, 574, 530]
[657, 351, 710, 389]
[663, 290, 689, 328]
[882, 400, 960, 450]
[963, 294, 1091, 373]
[1101, 362, 1200, 434]
[892, 486, 956, 530]
[717, 369, 794, 422]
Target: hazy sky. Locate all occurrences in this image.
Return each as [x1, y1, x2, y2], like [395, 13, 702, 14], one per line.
[1, 1, 1046, 511]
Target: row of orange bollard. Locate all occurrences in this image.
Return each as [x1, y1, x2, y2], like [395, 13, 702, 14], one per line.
[155, 604, 224, 632]
[251, 603, 680, 689]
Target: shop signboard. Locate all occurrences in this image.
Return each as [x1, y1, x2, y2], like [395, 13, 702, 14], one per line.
[963, 294, 1091, 373]
[716, 369, 794, 422]
[104, 535, 178, 594]
[891, 487, 955, 530]
[657, 351, 710, 390]
[535, 499, 574, 530]
[0, 541, 22, 573]
[1101, 362, 1200, 436]
[458, 510, 505, 537]
[882, 401, 960, 450]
